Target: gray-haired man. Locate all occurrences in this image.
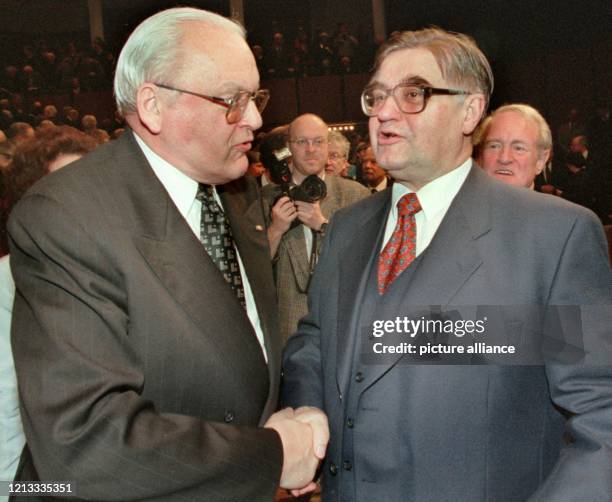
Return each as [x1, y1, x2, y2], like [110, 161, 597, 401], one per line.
[9, 7, 327, 500]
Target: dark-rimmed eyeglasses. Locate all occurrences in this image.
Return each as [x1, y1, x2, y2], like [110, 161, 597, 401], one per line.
[361, 83, 470, 116]
[154, 83, 270, 124]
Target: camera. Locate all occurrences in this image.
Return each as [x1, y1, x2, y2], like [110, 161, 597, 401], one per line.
[259, 143, 327, 204]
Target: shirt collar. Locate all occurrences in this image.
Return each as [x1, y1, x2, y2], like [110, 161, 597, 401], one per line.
[133, 132, 199, 220]
[375, 177, 388, 191]
[390, 158, 472, 221]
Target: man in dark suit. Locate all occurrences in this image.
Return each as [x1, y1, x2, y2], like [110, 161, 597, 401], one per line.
[8, 8, 327, 501]
[282, 27, 612, 501]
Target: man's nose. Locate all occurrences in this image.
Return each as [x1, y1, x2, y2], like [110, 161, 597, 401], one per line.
[498, 145, 513, 164]
[241, 99, 263, 130]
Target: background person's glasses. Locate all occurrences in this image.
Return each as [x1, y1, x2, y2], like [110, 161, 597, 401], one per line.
[155, 83, 270, 124]
[289, 137, 328, 148]
[361, 83, 470, 116]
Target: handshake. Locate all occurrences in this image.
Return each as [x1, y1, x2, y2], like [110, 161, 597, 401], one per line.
[265, 406, 329, 495]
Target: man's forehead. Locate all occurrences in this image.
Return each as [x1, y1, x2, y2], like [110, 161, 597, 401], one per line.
[290, 118, 327, 137]
[372, 48, 444, 86]
[183, 25, 258, 92]
[488, 112, 539, 140]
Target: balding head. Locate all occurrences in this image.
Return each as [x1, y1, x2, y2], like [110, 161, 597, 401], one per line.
[287, 114, 329, 182]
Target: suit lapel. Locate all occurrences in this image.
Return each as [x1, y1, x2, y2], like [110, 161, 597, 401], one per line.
[284, 225, 311, 292]
[357, 168, 492, 390]
[114, 134, 268, 395]
[336, 191, 391, 396]
[320, 175, 340, 218]
[220, 180, 282, 418]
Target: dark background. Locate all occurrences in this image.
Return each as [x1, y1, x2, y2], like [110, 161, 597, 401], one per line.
[0, 0, 609, 127]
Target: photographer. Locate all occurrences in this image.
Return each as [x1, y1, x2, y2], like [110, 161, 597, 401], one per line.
[261, 113, 369, 343]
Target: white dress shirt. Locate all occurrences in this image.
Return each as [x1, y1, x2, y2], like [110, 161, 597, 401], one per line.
[372, 177, 389, 192]
[382, 158, 472, 256]
[134, 134, 267, 361]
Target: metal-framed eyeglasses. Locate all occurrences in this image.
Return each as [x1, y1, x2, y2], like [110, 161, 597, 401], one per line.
[361, 83, 470, 116]
[289, 137, 328, 149]
[154, 83, 270, 124]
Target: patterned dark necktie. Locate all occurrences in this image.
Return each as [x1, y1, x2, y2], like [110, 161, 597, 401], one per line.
[196, 184, 246, 307]
[377, 192, 422, 295]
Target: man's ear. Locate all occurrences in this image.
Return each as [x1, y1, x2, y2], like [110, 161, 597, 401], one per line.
[535, 148, 551, 174]
[136, 83, 163, 134]
[462, 93, 486, 136]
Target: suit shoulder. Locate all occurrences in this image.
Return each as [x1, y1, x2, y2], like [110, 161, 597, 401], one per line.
[489, 177, 598, 228]
[332, 176, 370, 197]
[329, 189, 386, 229]
[19, 136, 128, 203]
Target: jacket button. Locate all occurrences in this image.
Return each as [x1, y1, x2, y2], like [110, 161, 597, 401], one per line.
[355, 372, 364, 383]
[329, 462, 338, 476]
[347, 418, 354, 428]
[224, 411, 235, 423]
[343, 460, 352, 471]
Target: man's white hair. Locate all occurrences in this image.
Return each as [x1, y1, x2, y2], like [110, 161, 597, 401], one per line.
[114, 7, 245, 116]
[327, 130, 351, 159]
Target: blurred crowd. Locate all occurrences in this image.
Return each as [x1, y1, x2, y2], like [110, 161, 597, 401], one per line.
[251, 23, 377, 78]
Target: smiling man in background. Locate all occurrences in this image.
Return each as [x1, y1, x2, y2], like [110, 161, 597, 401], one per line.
[478, 103, 552, 189]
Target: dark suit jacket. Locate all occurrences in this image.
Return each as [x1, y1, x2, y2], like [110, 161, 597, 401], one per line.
[8, 131, 283, 501]
[283, 166, 612, 501]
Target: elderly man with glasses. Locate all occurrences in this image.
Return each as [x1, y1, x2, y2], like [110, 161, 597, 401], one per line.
[262, 113, 368, 344]
[8, 8, 328, 501]
[282, 27, 612, 501]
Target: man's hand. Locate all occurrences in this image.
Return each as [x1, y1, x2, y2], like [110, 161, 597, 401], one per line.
[268, 196, 298, 257]
[295, 200, 327, 231]
[270, 196, 298, 234]
[264, 407, 329, 491]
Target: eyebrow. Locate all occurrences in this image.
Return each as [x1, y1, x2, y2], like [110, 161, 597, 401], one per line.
[368, 75, 432, 88]
[484, 139, 531, 147]
[399, 76, 432, 86]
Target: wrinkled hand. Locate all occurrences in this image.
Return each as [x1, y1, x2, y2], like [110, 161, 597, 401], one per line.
[270, 196, 298, 235]
[264, 407, 329, 492]
[294, 201, 326, 231]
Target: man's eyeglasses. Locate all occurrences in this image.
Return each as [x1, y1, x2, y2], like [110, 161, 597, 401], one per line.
[361, 83, 470, 116]
[289, 137, 328, 148]
[154, 83, 270, 124]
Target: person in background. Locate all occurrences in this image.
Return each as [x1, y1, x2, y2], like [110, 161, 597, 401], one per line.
[1, 125, 96, 488]
[262, 113, 368, 343]
[246, 149, 270, 186]
[477, 103, 552, 190]
[325, 130, 352, 178]
[81, 114, 110, 144]
[361, 145, 391, 192]
[6, 122, 34, 145]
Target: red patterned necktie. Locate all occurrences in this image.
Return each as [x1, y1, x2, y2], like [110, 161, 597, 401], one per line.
[378, 193, 422, 295]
